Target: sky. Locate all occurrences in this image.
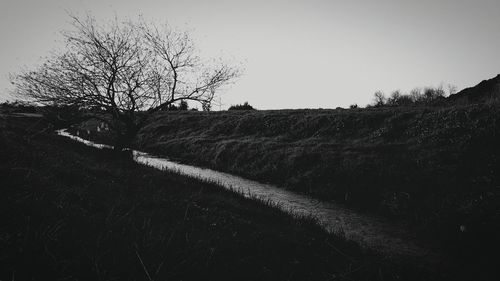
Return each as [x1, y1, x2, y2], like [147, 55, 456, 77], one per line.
[1, 0, 500, 109]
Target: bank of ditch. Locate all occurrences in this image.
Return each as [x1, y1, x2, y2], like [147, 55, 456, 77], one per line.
[74, 104, 500, 278]
[1, 111, 457, 280]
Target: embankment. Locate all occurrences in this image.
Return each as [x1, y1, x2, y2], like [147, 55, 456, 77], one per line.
[138, 106, 499, 221]
[1, 110, 443, 280]
[74, 104, 500, 278]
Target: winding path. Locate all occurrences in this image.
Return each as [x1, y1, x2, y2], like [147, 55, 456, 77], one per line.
[57, 129, 446, 267]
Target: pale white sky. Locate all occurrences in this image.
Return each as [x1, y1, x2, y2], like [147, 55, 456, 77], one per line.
[1, 0, 500, 109]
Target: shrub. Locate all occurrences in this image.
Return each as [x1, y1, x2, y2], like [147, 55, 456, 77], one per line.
[228, 102, 255, 110]
[1, 100, 37, 113]
[373, 91, 386, 107]
[179, 100, 189, 110]
[371, 86, 450, 107]
[387, 90, 402, 106]
[163, 100, 189, 111]
[387, 90, 414, 106]
[423, 86, 446, 101]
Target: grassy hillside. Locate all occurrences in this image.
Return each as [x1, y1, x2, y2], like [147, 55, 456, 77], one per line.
[1, 111, 455, 280]
[448, 74, 500, 104]
[75, 104, 500, 264]
[142, 106, 498, 213]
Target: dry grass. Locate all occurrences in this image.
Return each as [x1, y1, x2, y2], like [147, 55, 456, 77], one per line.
[0, 111, 453, 280]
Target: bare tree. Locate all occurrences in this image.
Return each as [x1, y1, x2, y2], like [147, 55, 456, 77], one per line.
[11, 14, 240, 150]
[423, 85, 445, 103]
[373, 91, 386, 107]
[409, 88, 423, 102]
[447, 84, 458, 96]
[140, 22, 240, 112]
[387, 90, 402, 106]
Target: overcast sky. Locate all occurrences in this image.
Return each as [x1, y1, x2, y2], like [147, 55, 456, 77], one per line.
[1, 0, 499, 109]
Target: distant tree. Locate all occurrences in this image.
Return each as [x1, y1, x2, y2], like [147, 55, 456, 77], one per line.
[447, 84, 458, 96]
[386, 90, 414, 106]
[373, 91, 386, 107]
[202, 102, 212, 111]
[228, 102, 255, 110]
[436, 85, 446, 98]
[397, 95, 414, 106]
[349, 104, 358, 109]
[179, 100, 189, 110]
[423, 88, 434, 100]
[387, 90, 402, 106]
[369, 84, 454, 108]
[11, 14, 240, 150]
[423, 86, 445, 103]
[409, 88, 423, 103]
[166, 104, 178, 111]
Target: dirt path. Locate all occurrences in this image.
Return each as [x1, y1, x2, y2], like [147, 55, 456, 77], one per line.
[58, 129, 448, 268]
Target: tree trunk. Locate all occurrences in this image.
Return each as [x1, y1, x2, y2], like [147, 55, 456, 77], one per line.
[114, 123, 139, 153]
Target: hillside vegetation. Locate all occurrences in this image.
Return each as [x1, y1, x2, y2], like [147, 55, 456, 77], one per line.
[76, 103, 500, 252]
[3, 110, 445, 280]
[71, 76, 500, 278]
[448, 74, 500, 105]
[139, 106, 498, 211]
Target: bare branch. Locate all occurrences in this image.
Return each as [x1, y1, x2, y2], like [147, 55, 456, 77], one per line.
[11, 14, 241, 150]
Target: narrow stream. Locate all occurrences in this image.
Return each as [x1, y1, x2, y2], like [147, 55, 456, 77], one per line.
[57, 129, 442, 263]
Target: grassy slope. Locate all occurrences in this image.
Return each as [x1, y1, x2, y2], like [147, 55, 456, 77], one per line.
[0, 114, 450, 280]
[76, 105, 500, 267]
[139, 107, 499, 215]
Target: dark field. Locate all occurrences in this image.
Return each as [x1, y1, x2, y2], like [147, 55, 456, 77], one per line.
[2, 101, 500, 280]
[0, 111, 452, 280]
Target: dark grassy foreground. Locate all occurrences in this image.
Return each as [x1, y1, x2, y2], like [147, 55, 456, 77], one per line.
[0, 114, 455, 280]
[74, 104, 500, 279]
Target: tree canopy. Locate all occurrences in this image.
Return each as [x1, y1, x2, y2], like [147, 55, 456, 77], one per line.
[12, 14, 240, 149]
